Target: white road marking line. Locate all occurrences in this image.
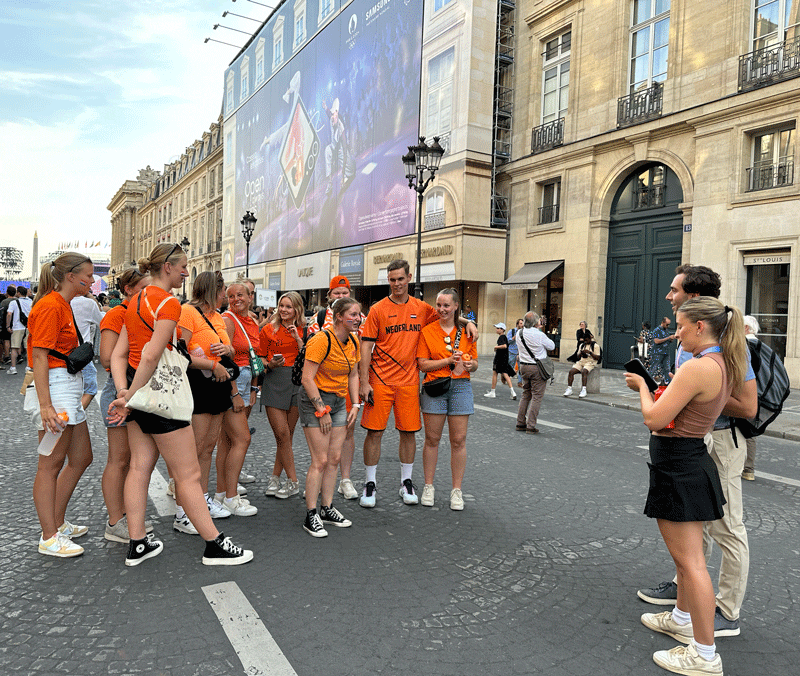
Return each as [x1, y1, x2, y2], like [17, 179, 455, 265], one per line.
[753, 471, 800, 488]
[203, 581, 298, 676]
[473, 404, 573, 429]
[637, 445, 649, 450]
[148, 467, 174, 517]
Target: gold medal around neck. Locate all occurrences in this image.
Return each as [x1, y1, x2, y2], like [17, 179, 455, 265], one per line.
[444, 336, 452, 344]
[445, 345, 453, 353]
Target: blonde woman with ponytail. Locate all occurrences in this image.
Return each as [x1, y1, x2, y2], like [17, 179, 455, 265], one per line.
[28, 253, 95, 558]
[107, 244, 252, 567]
[625, 297, 747, 676]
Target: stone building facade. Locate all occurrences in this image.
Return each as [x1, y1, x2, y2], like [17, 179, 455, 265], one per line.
[108, 118, 224, 288]
[499, 0, 800, 383]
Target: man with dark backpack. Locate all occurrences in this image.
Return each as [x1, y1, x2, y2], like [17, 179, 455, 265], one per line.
[0, 285, 16, 369]
[7, 286, 32, 375]
[737, 315, 791, 480]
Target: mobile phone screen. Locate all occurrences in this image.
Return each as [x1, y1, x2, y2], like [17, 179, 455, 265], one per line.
[624, 358, 659, 393]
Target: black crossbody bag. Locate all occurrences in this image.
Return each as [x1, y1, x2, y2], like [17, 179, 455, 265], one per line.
[194, 306, 240, 382]
[48, 311, 94, 374]
[422, 327, 462, 397]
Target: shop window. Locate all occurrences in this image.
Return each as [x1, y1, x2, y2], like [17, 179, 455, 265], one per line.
[746, 125, 795, 191]
[746, 258, 790, 359]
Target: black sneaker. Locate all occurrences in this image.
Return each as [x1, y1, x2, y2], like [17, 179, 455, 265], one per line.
[202, 532, 254, 566]
[399, 478, 419, 505]
[637, 580, 678, 605]
[714, 607, 740, 637]
[319, 504, 352, 528]
[124, 534, 163, 567]
[303, 509, 328, 538]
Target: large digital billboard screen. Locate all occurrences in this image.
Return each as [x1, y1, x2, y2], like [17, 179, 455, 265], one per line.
[229, 0, 422, 266]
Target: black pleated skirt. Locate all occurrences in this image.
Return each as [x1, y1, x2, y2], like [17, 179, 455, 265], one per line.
[644, 435, 726, 522]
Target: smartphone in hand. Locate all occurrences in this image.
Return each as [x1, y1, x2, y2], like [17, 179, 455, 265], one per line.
[624, 358, 659, 393]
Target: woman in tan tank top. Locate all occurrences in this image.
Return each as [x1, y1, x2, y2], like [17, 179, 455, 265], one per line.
[625, 297, 747, 676]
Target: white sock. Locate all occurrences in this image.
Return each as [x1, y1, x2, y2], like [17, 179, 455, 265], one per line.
[175, 506, 186, 520]
[691, 639, 716, 661]
[365, 464, 377, 485]
[671, 607, 691, 625]
[401, 462, 414, 482]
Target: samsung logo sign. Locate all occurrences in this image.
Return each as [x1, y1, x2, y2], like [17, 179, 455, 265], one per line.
[366, 0, 390, 21]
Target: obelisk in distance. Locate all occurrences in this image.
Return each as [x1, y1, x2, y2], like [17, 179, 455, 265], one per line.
[32, 230, 39, 279]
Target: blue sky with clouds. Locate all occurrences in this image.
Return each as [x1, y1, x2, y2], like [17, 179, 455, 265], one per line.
[0, 0, 261, 277]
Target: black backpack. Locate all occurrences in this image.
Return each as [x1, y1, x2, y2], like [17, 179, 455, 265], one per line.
[733, 339, 791, 438]
[291, 328, 356, 386]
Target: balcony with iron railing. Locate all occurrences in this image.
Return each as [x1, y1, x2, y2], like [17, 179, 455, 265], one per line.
[745, 159, 794, 192]
[617, 82, 663, 128]
[633, 184, 666, 209]
[739, 36, 800, 92]
[538, 203, 560, 225]
[424, 210, 446, 232]
[531, 118, 564, 154]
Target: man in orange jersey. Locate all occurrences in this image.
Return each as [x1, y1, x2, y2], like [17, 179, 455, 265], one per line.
[358, 260, 476, 507]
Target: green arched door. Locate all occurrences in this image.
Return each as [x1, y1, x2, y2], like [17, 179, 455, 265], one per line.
[603, 164, 684, 370]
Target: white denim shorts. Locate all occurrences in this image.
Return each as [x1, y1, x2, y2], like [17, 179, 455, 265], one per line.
[29, 368, 87, 431]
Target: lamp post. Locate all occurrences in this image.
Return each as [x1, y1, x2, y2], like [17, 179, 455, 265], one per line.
[402, 136, 445, 299]
[240, 210, 257, 277]
[180, 236, 190, 300]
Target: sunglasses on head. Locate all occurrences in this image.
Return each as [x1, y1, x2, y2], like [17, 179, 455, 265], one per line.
[69, 257, 92, 272]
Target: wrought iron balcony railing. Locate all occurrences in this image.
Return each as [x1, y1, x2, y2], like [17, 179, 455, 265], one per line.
[617, 82, 663, 128]
[633, 184, 666, 210]
[424, 211, 446, 231]
[745, 160, 794, 192]
[739, 36, 800, 92]
[531, 118, 564, 154]
[538, 204, 560, 224]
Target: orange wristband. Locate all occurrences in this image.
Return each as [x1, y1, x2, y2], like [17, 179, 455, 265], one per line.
[314, 405, 332, 418]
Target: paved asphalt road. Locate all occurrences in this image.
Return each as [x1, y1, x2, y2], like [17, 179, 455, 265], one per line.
[1, 363, 798, 676]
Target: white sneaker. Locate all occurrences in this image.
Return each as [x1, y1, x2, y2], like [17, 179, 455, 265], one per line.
[450, 488, 464, 511]
[421, 484, 435, 507]
[263, 475, 281, 497]
[224, 495, 258, 517]
[579, 386, 587, 398]
[173, 515, 199, 535]
[166, 478, 176, 497]
[275, 479, 300, 499]
[399, 479, 419, 505]
[563, 386, 573, 397]
[483, 390, 496, 398]
[510, 388, 517, 400]
[58, 520, 88, 539]
[238, 471, 256, 484]
[237, 483, 247, 496]
[39, 532, 84, 558]
[8, 367, 17, 375]
[337, 478, 359, 500]
[653, 644, 722, 675]
[206, 496, 232, 518]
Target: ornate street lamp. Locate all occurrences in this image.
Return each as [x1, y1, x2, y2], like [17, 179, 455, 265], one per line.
[180, 236, 190, 300]
[240, 210, 257, 277]
[402, 136, 445, 299]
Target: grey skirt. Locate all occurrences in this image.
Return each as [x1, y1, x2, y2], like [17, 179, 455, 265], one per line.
[260, 365, 300, 410]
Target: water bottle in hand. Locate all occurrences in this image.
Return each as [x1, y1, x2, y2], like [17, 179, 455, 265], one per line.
[38, 411, 69, 456]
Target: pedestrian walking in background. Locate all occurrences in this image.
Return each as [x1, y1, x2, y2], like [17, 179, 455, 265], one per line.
[0, 285, 16, 369]
[299, 297, 361, 537]
[625, 297, 748, 676]
[507, 318, 523, 387]
[259, 291, 306, 499]
[98, 266, 151, 544]
[649, 316, 676, 384]
[485, 322, 517, 400]
[741, 315, 760, 481]
[71, 286, 104, 411]
[417, 288, 478, 510]
[178, 272, 239, 524]
[7, 286, 32, 375]
[307, 275, 366, 500]
[108, 244, 252, 566]
[515, 311, 555, 434]
[635, 321, 652, 369]
[28, 253, 95, 558]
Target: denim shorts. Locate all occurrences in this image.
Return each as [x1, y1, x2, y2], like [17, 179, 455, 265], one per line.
[33, 368, 87, 431]
[299, 390, 348, 428]
[235, 365, 252, 398]
[99, 376, 125, 428]
[81, 359, 98, 396]
[420, 377, 474, 416]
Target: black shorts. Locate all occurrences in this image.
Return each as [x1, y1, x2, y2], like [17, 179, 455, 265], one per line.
[644, 435, 726, 522]
[125, 366, 190, 435]
[187, 369, 233, 415]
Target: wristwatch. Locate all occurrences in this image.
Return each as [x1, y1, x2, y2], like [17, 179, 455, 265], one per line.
[250, 386, 259, 392]
[314, 405, 332, 418]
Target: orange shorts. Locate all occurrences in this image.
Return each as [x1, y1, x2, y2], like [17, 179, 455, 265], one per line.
[360, 381, 421, 432]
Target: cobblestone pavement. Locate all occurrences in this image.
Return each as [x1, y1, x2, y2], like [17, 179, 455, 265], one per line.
[1, 363, 798, 675]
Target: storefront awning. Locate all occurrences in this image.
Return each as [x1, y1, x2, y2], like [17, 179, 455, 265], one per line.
[502, 260, 563, 289]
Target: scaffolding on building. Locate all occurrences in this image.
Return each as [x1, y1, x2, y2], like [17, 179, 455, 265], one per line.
[491, 0, 515, 229]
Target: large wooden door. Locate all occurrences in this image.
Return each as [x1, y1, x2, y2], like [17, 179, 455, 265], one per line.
[604, 164, 684, 370]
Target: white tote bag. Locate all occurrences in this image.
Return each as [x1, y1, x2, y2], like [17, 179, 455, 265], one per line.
[127, 296, 193, 422]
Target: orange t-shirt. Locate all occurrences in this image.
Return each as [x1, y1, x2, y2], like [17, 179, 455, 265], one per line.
[223, 310, 261, 368]
[125, 287, 182, 370]
[417, 323, 477, 383]
[361, 296, 438, 387]
[304, 329, 360, 398]
[178, 305, 231, 363]
[27, 291, 79, 370]
[100, 303, 127, 335]
[259, 322, 303, 366]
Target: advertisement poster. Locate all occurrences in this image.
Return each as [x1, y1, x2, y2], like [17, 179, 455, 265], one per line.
[227, 0, 422, 266]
